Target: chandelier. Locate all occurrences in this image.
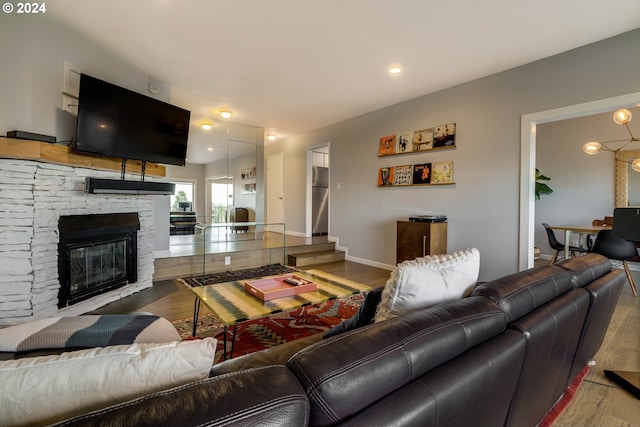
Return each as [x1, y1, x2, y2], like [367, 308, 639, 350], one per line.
[583, 109, 640, 171]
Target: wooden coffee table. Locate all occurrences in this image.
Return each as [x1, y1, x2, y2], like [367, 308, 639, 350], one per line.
[188, 269, 371, 359]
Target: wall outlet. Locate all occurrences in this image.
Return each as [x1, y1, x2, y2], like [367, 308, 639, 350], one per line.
[224, 256, 231, 266]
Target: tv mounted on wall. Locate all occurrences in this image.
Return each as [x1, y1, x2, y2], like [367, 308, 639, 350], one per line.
[75, 73, 190, 167]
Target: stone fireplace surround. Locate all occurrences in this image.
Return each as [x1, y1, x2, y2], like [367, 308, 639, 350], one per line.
[0, 158, 158, 326]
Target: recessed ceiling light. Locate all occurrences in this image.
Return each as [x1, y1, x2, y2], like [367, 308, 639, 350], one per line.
[266, 133, 277, 141]
[219, 110, 232, 119]
[201, 122, 213, 130]
[207, 147, 214, 151]
[388, 66, 402, 75]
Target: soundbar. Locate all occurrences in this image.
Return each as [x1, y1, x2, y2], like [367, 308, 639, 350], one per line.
[85, 178, 175, 195]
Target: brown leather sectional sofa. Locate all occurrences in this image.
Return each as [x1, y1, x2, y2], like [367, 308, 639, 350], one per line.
[54, 253, 624, 427]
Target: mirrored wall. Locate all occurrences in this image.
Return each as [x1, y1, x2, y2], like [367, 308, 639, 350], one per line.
[166, 121, 264, 251]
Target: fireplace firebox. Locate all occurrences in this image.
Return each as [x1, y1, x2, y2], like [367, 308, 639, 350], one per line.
[58, 212, 140, 308]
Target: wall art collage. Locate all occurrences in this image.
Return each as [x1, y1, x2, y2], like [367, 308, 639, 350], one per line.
[377, 161, 454, 187]
[377, 122, 456, 187]
[378, 123, 456, 156]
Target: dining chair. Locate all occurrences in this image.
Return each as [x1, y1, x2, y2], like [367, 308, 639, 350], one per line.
[542, 223, 588, 264]
[589, 229, 638, 296]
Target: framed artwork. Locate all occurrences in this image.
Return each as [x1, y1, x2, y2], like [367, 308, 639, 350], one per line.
[378, 135, 396, 156]
[242, 183, 256, 193]
[412, 163, 432, 184]
[393, 165, 413, 185]
[412, 128, 433, 151]
[378, 167, 394, 186]
[433, 123, 456, 148]
[396, 132, 414, 154]
[432, 161, 454, 183]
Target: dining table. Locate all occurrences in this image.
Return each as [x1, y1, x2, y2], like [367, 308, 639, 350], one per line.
[549, 224, 611, 260]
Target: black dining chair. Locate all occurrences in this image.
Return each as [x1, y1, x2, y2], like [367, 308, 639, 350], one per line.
[542, 223, 588, 264]
[589, 229, 638, 296]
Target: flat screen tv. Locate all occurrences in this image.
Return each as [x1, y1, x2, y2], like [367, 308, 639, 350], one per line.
[75, 74, 190, 166]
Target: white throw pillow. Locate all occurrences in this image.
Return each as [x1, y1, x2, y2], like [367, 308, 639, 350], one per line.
[0, 338, 216, 427]
[374, 248, 480, 323]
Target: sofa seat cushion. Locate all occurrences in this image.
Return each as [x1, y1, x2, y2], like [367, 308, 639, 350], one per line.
[0, 338, 216, 427]
[374, 248, 480, 323]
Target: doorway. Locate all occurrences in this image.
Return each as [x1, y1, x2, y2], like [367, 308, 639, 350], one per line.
[208, 177, 234, 224]
[519, 91, 640, 270]
[267, 153, 284, 225]
[307, 144, 330, 237]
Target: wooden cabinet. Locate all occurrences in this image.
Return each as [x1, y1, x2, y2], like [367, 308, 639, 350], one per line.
[396, 221, 447, 264]
[231, 207, 249, 232]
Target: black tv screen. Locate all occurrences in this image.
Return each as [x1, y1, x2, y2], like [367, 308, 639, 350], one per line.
[75, 74, 190, 166]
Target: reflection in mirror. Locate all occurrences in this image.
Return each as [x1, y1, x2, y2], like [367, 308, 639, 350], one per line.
[628, 161, 640, 205]
[202, 121, 261, 228]
[166, 121, 263, 258]
[615, 149, 640, 207]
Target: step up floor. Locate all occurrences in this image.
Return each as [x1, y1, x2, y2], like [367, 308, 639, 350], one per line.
[288, 250, 345, 267]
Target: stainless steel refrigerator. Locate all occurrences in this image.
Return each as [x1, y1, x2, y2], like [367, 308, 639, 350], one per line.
[312, 166, 329, 236]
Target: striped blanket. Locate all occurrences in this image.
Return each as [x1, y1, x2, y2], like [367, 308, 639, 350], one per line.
[0, 315, 181, 352]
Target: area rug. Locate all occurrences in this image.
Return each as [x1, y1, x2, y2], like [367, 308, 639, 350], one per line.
[538, 365, 590, 427]
[172, 294, 363, 363]
[181, 263, 296, 288]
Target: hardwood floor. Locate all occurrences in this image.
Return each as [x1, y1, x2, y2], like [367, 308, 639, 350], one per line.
[554, 284, 640, 427]
[94, 259, 640, 426]
[91, 260, 392, 321]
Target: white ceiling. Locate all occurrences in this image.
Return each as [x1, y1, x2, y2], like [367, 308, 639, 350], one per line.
[47, 0, 640, 164]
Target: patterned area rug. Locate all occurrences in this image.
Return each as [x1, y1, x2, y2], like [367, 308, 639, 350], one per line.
[181, 264, 296, 288]
[172, 294, 363, 363]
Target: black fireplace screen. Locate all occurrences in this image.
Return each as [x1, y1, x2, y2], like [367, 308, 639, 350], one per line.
[58, 212, 139, 308]
[69, 239, 127, 296]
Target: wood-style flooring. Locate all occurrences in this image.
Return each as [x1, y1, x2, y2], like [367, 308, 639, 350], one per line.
[94, 259, 640, 426]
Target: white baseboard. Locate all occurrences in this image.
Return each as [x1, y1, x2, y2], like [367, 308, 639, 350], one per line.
[332, 237, 394, 271]
[345, 254, 395, 271]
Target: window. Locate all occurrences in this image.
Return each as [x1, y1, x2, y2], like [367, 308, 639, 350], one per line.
[210, 179, 233, 223]
[170, 181, 194, 212]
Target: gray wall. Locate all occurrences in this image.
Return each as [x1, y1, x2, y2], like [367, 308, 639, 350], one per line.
[265, 29, 640, 280]
[1, 14, 181, 254]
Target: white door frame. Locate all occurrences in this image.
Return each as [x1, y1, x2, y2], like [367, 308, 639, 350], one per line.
[519, 91, 640, 270]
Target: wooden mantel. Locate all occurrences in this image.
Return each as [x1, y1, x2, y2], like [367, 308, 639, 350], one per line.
[0, 137, 166, 177]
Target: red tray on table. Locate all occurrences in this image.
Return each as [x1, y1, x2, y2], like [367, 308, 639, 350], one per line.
[244, 274, 317, 301]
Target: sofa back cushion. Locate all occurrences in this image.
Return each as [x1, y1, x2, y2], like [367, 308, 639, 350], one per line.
[339, 329, 526, 427]
[287, 296, 506, 426]
[555, 253, 612, 288]
[565, 269, 625, 388]
[472, 265, 572, 322]
[52, 366, 309, 427]
[505, 288, 589, 427]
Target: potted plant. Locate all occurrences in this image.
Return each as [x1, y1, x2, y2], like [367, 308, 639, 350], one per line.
[534, 169, 553, 260]
[535, 168, 553, 200]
